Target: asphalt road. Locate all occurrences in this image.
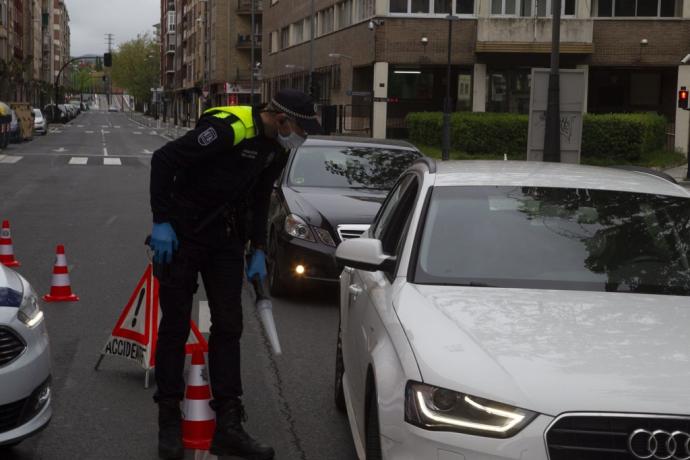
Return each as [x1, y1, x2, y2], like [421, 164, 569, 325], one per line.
[0, 111, 357, 460]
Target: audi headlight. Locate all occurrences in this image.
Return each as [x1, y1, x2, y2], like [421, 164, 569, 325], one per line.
[18, 285, 44, 328]
[405, 381, 537, 438]
[284, 214, 316, 242]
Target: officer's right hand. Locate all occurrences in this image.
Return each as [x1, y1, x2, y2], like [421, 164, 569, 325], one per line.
[150, 222, 179, 264]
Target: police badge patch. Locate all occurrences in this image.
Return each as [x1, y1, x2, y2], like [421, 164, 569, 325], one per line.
[198, 127, 218, 146]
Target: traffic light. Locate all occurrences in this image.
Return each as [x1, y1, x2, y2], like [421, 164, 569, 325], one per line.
[679, 86, 688, 110]
[104, 52, 112, 67]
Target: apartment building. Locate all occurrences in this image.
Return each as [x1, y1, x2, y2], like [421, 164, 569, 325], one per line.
[161, 0, 263, 125]
[0, 0, 69, 105]
[262, 0, 690, 148]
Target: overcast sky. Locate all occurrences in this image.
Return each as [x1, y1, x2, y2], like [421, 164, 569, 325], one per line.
[67, 0, 160, 57]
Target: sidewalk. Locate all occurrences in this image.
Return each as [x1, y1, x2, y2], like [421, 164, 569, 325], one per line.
[662, 164, 689, 184]
[125, 111, 192, 140]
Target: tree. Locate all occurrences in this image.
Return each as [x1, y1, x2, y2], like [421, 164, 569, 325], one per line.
[111, 33, 160, 108]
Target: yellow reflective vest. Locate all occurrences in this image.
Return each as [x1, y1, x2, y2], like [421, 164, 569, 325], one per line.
[203, 106, 257, 147]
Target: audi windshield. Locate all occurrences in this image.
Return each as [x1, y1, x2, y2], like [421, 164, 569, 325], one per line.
[414, 186, 690, 295]
[288, 146, 420, 190]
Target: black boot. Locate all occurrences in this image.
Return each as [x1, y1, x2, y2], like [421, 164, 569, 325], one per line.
[158, 400, 184, 459]
[210, 400, 274, 459]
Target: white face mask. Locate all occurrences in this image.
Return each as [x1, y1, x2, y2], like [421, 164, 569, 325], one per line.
[277, 131, 306, 150]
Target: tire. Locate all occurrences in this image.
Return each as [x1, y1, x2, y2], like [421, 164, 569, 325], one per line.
[334, 322, 346, 413]
[267, 230, 290, 298]
[365, 384, 383, 460]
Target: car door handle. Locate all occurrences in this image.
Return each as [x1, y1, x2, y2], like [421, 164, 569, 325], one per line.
[349, 284, 363, 300]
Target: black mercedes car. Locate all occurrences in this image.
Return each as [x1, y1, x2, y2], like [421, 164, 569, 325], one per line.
[267, 136, 422, 296]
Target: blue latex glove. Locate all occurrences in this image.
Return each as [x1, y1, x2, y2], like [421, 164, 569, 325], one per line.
[150, 222, 179, 263]
[246, 249, 267, 282]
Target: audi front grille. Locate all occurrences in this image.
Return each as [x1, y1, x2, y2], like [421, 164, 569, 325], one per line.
[0, 326, 26, 367]
[336, 224, 370, 242]
[546, 414, 690, 460]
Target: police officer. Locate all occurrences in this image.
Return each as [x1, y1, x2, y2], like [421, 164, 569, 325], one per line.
[148, 89, 321, 459]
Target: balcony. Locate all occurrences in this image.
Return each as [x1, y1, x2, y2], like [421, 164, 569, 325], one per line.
[476, 18, 593, 54]
[237, 0, 263, 14]
[236, 34, 262, 49]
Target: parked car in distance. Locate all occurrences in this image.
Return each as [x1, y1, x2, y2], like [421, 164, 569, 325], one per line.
[43, 105, 67, 124]
[267, 136, 422, 297]
[335, 160, 690, 460]
[0, 264, 52, 449]
[8, 110, 20, 143]
[32, 109, 47, 136]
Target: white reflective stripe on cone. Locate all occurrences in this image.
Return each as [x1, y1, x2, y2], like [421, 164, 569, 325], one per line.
[187, 364, 206, 386]
[183, 398, 214, 422]
[50, 274, 71, 287]
[0, 245, 13, 255]
[56, 254, 67, 266]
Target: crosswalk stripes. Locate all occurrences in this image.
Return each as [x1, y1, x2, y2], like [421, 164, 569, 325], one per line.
[0, 155, 23, 164]
[103, 158, 122, 166]
[68, 157, 88, 165]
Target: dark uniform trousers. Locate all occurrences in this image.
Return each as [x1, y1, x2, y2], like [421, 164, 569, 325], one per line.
[153, 214, 245, 408]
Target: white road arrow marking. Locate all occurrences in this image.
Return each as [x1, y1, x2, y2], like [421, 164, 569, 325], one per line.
[53, 147, 67, 153]
[142, 149, 153, 154]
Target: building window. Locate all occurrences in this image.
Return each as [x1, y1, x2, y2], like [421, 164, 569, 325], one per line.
[269, 30, 278, 53]
[595, 0, 679, 16]
[337, 0, 353, 28]
[491, 0, 575, 16]
[319, 7, 334, 35]
[280, 26, 289, 49]
[354, 0, 375, 20]
[292, 20, 303, 44]
[390, 0, 475, 14]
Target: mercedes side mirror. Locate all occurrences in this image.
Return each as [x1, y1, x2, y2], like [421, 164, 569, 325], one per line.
[336, 238, 395, 272]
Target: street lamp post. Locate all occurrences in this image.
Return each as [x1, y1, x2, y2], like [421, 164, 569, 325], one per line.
[543, 0, 562, 162]
[442, 15, 458, 162]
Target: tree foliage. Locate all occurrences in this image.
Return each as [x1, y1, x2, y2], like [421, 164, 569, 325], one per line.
[111, 33, 160, 104]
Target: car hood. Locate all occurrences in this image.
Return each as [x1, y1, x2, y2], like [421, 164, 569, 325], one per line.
[285, 186, 386, 228]
[398, 284, 690, 416]
[0, 264, 23, 307]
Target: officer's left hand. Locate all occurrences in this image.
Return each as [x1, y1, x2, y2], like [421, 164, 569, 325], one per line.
[246, 249, 267, 282]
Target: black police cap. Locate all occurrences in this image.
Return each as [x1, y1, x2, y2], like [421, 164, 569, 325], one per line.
[271, 89, 322, 135]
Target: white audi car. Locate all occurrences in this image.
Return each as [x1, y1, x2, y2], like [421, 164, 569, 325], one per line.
[335, 160, 690, 460]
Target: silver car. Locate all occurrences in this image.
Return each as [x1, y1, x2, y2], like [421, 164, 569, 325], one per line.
[32, 109, 47, 135]
[0, 264, 51, 448]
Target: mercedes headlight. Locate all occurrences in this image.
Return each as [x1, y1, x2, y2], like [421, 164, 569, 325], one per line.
[18, 285, 44, 328]
[284, 214, 316, 242]
[405, 381, 536, 437]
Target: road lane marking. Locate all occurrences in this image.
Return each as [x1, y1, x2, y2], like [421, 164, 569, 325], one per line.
[103, 147, 108, 156]
[198, 301, 211, 333]
[133, 131, 142, 135]
[68, 157, 88, 165]
[52, 147, 67, 152]
[113, 125, 121, 129]
[0, 155, 22, 164]
[103, 158, 121, 166]
[149, 131, 158, 135]
[85, 130, 94, 134]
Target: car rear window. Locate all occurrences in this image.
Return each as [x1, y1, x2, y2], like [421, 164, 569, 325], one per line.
[414, 186, 690, 296]
[289, 145, 420, 190]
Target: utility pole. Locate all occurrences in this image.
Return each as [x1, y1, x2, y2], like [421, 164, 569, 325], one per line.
[105, 33, 114, 106]
[543, 1, 561, 162]
[308, 0, 315, 97]
[250, 0, 255, 103]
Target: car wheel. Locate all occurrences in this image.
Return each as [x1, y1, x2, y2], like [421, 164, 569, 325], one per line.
[334, 322, 346, 413]
[268, 231, 289, 297]
[365, 384, 383, 460]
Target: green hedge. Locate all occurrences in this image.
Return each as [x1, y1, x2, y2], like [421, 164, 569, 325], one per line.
[406, 112, 668, 161]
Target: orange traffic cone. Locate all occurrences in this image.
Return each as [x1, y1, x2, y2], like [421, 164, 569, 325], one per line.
[0, 220, 20, 267]
[43, 245, 79, 302]
[182, 350, 215, 450]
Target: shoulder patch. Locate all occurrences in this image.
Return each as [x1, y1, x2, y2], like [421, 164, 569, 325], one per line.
[198, 127, 218, 146]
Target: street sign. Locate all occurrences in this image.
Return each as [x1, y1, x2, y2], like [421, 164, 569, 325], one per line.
[527, 69, 586, 164]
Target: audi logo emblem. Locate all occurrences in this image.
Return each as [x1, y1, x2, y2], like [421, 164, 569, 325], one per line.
[628, 429, 690, 460]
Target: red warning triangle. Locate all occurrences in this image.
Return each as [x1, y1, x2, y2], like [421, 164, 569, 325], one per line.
[111, 264, 153, 345]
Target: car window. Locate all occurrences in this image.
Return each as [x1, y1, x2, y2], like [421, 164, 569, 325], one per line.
[415, 185, 690, 296]
[288, 145, 419, 189]
[372, 175, 414, 241]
